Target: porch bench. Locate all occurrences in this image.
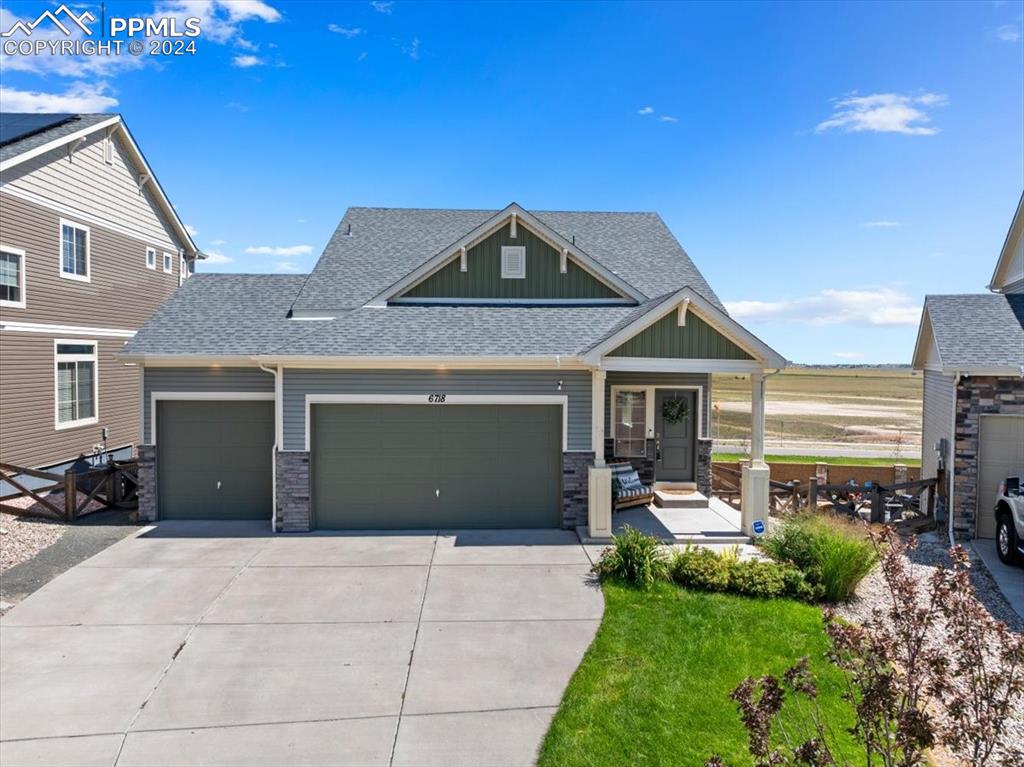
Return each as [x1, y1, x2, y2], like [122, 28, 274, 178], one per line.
[609, 462, 655, 511]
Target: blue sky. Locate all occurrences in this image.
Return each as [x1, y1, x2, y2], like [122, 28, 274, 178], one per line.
[1, 0, 1022, 364]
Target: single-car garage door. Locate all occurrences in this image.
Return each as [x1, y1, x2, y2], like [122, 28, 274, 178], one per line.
[157, 400, 274, 520]
[976, 414, 1024, 538]
[312, 403, 562, 529]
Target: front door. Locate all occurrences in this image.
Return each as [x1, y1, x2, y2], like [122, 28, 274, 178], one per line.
[655, 390, 696, 481]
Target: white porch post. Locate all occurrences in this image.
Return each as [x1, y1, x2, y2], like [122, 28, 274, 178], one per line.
[741, 371, 769, 536]
[587, 368, 612, 538]
[591, 368, 606, 467]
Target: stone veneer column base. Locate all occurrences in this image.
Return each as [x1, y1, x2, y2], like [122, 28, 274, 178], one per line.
[696, 438, 713, 497]
[136, 445, 157, 522]
[562, 452, 594, 529]
[276, 450, 311, 532]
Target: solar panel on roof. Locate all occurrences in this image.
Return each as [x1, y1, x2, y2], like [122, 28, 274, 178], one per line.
[0, 113, 76, 147]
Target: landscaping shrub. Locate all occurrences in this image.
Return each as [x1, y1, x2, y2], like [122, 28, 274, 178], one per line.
[669, 546, 821, 602]
[761, 514, 877, 602]
[670, 546, 730, 592]
[593, 526, 668, 589]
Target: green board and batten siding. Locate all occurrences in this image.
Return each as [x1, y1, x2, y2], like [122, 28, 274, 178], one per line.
[609, 312, 753, 360]
[401, 223, 622, 300]
[311, 403, 562, 529]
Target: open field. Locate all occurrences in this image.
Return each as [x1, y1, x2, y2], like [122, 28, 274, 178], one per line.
[711, 367, 922, 460]
[712, 453, 922, 467]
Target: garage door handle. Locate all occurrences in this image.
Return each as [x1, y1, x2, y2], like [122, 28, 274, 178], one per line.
[435, 488, 440, 498]
[217, 481, 222, 490]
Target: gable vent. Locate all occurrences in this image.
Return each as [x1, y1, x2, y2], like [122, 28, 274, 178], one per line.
[501, 245, 526, 279]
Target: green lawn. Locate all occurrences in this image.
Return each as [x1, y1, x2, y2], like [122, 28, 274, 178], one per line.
[539, 582, 865, 767]
[713, 452, 921, 467]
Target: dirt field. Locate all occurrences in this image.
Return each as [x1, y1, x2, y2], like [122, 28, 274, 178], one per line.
[710, 367, 922, 459]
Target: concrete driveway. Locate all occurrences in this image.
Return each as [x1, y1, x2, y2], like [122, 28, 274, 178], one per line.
[0, 523, 603, 767]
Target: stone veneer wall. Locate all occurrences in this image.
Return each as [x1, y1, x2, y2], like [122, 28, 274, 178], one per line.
[136, 444, 157, 522]
[603, 438, 655, 483]
[952, 376, 1024, 538]
[696, 438, 712, 496]
[276, 450, 311, 532]
[562, 451, 594, 529]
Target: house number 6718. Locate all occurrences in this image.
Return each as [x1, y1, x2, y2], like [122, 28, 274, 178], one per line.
[427, 394, 447, 403]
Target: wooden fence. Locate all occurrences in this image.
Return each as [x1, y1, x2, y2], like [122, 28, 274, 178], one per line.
[0, 460, 139, 522]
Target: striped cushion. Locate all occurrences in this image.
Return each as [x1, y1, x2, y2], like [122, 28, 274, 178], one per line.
[616, 485, 652, 500]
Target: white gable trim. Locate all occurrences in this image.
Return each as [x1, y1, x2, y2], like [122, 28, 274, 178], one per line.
[911, 306, 944, 371]
[0, 116, 199, 258]
[988, 192, 1024, 293]
[582, 286, 786, 368]
[366, 203, 646, 306]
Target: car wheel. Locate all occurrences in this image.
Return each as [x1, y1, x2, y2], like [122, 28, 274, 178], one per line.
[996, 514, 1021, 565]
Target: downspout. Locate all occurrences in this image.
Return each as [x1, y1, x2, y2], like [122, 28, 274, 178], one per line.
[948, 372, 961, 548]
[258, 363, 281, 533]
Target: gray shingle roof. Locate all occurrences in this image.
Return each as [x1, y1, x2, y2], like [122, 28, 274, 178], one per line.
[272, 305, 638, 357]
[925, 294, 1024, 371]
[0, 113, 114, 164]
[289, 207, 722, 314]
[122, 274, 313, 356]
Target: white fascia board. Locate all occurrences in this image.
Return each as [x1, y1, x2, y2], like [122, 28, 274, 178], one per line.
[582, 286, 787, 368]
[388, 297, 634, 306]
[0, 116, 199, 258]
[254, 354, 591, 370]
[366, 202, 645, 306]
[945, 366, 1024, 377]
[988, 192, 1024, 292]
[910, 306, 942, 371]
[115, 353, 265, 366]
[600, 357, 768, 373]
[1, 320, 135, 338]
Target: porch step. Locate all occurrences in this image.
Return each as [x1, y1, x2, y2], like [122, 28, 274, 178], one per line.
[653, 489, 708, 509]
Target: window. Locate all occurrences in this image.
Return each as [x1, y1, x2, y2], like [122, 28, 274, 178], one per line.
[54, 341, 97, 429]
[60, 221, 89, 281]
[146, 247, 156, 269]
[501, 245, 526, 279]
[162, 252, 173, 273]
[0, 247, 26, 308]
[614, 389, 647, 457]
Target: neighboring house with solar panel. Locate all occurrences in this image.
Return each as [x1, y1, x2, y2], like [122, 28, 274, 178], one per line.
[0, 113, 201, 477]
[122, 203, 785, 534]
[912, 192, 1024, 541]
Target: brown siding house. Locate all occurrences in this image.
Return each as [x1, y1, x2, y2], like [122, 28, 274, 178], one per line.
[0, 113, 200, 471]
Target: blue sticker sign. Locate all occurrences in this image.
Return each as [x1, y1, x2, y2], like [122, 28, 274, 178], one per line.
[752, 519, 766, 536]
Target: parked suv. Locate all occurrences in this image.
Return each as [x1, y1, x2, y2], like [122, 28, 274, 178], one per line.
[994, 474, 1024, 566]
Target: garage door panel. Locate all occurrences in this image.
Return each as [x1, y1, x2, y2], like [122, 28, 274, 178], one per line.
[312, 403, 561, 530]
[977, 415, 1024, 538]
[157, 400, 273, 521]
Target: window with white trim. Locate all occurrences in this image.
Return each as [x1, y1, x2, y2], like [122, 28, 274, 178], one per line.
[614, 389, 647, 457]
[146, 247, 156, 269]
[0, 247, 26, 308]
[55, 341, 97, 428]
[501, 245, 526, 279]
[60, 222, 89, 280]
[162, 252, 173, 273]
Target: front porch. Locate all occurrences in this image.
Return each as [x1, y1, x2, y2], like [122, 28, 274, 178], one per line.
[578, 494, 748, 545]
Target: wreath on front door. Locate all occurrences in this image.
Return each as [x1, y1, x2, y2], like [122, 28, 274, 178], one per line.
[661, 397, 689, 425]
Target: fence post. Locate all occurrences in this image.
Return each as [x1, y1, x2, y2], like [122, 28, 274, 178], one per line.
[808, 476, 818, 511]
[112, 464, 123, 506]
[790, 480, 801, 512]
[926, 478, 936, 519]
[63, 471, 76, 522]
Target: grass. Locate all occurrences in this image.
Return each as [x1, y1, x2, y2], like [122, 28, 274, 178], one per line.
[538, 582, 865, 767]
[712, 453, 921, 467]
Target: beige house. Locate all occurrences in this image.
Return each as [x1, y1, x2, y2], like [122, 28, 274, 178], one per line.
[0, 113, 200, 475]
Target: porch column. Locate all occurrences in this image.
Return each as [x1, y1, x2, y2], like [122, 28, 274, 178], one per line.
[741, 371, 769, 537]
[591, 368, 606, 467]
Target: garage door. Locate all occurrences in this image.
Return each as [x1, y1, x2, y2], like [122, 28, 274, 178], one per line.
[311, 404, 562, 529]
[976, 414, 1024, 538]
[157, 400, 274, 520]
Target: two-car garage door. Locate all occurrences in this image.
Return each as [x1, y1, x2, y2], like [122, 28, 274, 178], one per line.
[311, 403, 562, 529]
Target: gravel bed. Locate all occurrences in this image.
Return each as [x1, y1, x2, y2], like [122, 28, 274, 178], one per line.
[838, 531, 1023, 764]
[1, 511, 65, 572]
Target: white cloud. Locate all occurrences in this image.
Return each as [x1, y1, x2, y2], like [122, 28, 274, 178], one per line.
[725, 288, 921, 327]
[862, 220, 902, 228]
[274, 261, 302, 273]
[637, 106, 654, 115]
[832, 351, 866, 360]
[209, 238, 226, 246]
[225, 101, 249, 111]
[232, 54, 264, 67]
[816, 92, 948, 136]
[657, 115, 678, 123]
[370, 1, 394, 14]
[202, 250, 233, 264]
[403, 38, 420, 60]
[328, 23, 363, 38]
[0, 81, 118, 112]
[185, 224, 199, 236]
[996, 24, 1021, 42]
[154, 0, 281, 45]
[245, 244, 313, 256]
